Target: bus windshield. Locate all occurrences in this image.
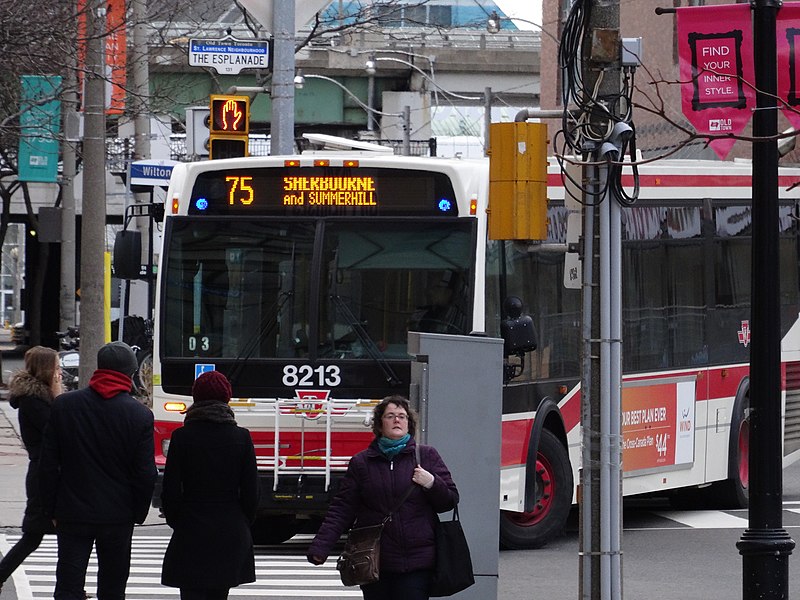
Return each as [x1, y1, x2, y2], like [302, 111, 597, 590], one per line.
[161, 218, 475, 361]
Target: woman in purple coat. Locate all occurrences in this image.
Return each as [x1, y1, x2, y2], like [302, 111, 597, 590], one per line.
[307, 395, 459, 600]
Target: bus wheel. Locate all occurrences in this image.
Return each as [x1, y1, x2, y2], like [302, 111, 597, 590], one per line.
[134, 349, 153, 407]
[671, 399, 750, 510]
[499, 429, 573, 549]
[251, 515, 299, 545]
[713, 405, 750, 509]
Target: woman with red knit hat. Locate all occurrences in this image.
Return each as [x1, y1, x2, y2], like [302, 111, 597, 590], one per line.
[160, 370, 259, 600]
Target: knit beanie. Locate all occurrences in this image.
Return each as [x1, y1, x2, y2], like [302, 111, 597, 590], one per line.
[97, 341, 139, 377]
[192, 370, 232, 404]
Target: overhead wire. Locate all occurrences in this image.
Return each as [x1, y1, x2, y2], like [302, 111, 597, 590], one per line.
[556, 0, 639, 206]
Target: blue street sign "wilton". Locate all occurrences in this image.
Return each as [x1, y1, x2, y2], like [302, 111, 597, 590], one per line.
[129, 160, 178, 188]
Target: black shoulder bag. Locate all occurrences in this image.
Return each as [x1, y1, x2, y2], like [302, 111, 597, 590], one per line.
[430, 504, 475, 596]
[420, 443, 475, 597]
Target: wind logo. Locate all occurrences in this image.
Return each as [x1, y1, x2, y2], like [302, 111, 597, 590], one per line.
[679, 407, 692, 433]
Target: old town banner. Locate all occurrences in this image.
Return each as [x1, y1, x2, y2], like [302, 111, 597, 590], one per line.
[676, 4, 755, 159]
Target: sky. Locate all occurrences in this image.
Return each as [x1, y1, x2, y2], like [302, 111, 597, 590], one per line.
[495, 0, 543, 30]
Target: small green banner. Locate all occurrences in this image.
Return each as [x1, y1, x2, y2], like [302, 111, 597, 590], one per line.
[18, 75, 62, 183]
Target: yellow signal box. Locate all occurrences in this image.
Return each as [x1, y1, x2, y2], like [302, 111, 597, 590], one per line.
[487, 122, 549, 240]
[208, 95, 250, 159]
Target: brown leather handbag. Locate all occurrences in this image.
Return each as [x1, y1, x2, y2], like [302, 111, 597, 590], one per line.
[337, 474, 416, 586]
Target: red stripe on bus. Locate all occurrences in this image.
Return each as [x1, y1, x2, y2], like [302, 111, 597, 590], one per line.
[548, 173, 799, 188]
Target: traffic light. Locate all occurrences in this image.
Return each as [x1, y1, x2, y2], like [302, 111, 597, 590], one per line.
[487, 122, 549, 241]
[208, 95, 250, 159]
[185, 106, 210, 158]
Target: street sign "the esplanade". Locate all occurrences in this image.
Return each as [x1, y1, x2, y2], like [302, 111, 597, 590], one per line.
[189, 36, 270, 75]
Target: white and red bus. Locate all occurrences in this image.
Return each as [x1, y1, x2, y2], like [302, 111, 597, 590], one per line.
[139, 139, 800, 548]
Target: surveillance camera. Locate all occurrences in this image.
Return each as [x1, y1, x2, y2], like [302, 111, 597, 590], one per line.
[599, 142, 620, 160]
[778, 126, 797, 158]
[609, 121, 633, 145]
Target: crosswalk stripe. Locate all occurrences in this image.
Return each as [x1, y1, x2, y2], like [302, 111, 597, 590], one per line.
[0, 534, 361, 598]
[652, 510, 749, 529]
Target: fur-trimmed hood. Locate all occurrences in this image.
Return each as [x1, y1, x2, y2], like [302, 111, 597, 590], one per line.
[8, 370, 54, 409]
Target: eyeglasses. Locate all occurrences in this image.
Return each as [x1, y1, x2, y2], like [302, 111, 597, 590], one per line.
[382, 413, 408, 421]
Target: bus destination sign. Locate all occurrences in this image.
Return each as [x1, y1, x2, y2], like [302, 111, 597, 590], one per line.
[282, 176, 377, 207]
[189, 167, 459, 216]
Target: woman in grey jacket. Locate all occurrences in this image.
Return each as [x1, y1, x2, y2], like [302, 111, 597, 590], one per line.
[307, 395, 459, 600]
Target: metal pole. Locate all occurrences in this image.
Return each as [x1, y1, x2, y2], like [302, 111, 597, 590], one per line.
[579, 1, 622, 598]
[599, 164, 611, 600]
[59, 56, 78, 331]
[737, 1, 795, 596]
[79, 0, 107, 382]
[579, 179, 598, 600]
[271, 0, 295, 155]
[484, 87, 492, 157]
[131, 0, 151, 322]
[402, 105, 411, 156]
[367, 67, 376, 132]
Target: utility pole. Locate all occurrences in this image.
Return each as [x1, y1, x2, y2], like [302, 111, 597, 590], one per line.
[130, 0, 151, 328]
[736, 1, 796, 597]
[131, 0, 150, 164]
[59, 58, 78, 331]
[79, 0, 107, 383]
[579, 1, 623, 599]
[271, 0, 295, 155]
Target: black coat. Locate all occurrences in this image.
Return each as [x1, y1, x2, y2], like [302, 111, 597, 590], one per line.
[308, 439, 458, 573]
[39, 378, 157, 526]
[160, 418, 259, 589]
[8, 371, 55, 534]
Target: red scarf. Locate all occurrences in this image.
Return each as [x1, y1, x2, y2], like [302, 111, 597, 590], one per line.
[89, 369, 133, 399]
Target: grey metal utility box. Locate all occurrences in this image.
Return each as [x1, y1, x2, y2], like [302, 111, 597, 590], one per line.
[408, 332, 504, 600]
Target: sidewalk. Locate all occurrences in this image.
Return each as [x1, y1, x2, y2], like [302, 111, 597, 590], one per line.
[0, 381, 28, 529]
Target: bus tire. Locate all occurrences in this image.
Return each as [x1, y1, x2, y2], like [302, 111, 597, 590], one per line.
[712, 395, 750, 509]
[670, 395, 749, 510]
[134, 349, 154, 407]
[499, 429, 573, 550]
[251, 515, 299, 545]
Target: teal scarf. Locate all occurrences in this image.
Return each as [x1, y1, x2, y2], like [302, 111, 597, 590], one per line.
[378, 434, 411, 459]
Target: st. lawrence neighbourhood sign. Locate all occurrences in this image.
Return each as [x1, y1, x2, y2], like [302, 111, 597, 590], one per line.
[189, 36, 270, 75]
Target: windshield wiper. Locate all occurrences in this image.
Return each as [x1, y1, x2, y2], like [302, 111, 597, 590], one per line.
[228, 291, 293, 384]
[329, 294, 402, 386]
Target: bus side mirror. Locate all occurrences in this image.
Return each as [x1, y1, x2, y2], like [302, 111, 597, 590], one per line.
[113, 230, 142, 280]
[500, 295, 537, 356]
[501, 314, 538, 356]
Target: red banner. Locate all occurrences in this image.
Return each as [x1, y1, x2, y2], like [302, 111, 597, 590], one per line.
[77, 0, 126, 115]
[676, 4, 755, 159]
[778, 3, 800, 130]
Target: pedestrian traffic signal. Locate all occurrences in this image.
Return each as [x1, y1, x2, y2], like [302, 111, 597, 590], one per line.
[208, 95, 250, 159]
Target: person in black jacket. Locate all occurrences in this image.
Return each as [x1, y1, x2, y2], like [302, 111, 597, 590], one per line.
[39, 341, 157, 600]
[0, 346, 62, 594]
[160, 370, 259, 600]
